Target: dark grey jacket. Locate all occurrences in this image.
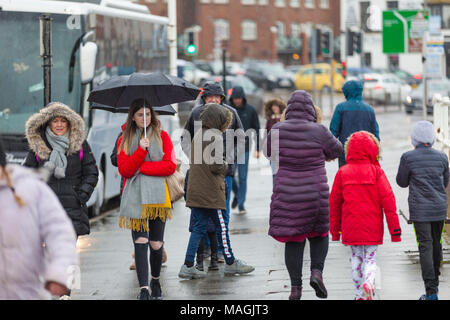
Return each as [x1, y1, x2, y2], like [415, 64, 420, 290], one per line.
[396, 145, 449, 222]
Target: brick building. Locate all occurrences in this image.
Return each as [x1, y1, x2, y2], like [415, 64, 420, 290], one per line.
[139, 0, 340, 65]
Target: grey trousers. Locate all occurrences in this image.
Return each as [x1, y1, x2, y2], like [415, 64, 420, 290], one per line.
[413, 221, 445, 295]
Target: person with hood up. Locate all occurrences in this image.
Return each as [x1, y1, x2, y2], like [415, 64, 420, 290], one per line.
[182, 81, 245, 262]
[229, 85, 261, 215]
[330, 131, 402, 300]
[116, 99, 177, 300]
[396, 121, 449, 300]
[0, 136, 78, 299]
[265, 90, 343, 300]
[179, 103, 255, 279]
[329, 80, 380, 167]
[24, 102, 99, 238]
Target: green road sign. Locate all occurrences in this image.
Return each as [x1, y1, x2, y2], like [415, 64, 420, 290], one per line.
[382, 10, 429, 54]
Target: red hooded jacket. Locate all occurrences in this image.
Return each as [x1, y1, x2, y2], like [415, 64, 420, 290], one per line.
[329, 131, 401, 245]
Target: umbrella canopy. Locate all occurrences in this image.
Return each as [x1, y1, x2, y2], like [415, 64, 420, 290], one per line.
[91, 102, 177, 116]
[87, 72, 200, 109]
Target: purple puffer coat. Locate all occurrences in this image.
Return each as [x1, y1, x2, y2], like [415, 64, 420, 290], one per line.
[266, 90, 343, 239]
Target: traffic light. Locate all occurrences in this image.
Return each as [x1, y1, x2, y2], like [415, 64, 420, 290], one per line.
[346, 30, 362, 56]
[320, 31, 331, 56]
[315, 29, 322, 55]
[186, 31, 197, 55]
[354, 32, 362, 54]
[342, 61, 347, 79]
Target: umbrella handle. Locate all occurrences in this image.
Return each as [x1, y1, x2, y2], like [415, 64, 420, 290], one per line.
[144, 100, 147, 139]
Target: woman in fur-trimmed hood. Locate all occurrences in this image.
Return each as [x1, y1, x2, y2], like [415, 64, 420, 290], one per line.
[24, 102, 98, 237]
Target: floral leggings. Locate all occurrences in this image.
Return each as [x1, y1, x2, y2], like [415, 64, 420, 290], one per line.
[351, 245, 378, 299]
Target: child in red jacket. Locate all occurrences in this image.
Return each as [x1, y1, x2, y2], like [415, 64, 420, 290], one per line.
[329, 131, 401, 300]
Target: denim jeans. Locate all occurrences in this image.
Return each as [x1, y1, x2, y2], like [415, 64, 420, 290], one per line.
[185, 207, 234, 265]
[232, 151, 250, 210]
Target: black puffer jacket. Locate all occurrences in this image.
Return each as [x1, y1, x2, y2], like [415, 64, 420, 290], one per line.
[24, 102, 98, 236]
[396, 145, 449, 222]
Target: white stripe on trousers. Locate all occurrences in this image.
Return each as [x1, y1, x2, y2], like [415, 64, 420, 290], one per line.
[217, 209, 232, 258]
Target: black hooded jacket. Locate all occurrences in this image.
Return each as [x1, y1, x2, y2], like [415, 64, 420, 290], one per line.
[182, 82, 244, 176]
[229, 86, 260, 152]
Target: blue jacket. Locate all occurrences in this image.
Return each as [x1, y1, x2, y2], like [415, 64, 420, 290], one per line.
[330, 80, 380, 163]
[396, 145, 449, 222]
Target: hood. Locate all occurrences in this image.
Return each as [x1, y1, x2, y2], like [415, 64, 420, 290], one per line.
[0, 164, 47, 192]
[199, 103, 232, 132]
[229, 86, 247, 108]
[229, 86, 247, 100]
[25, 102, 85, 160]
[411, 120, 435, 147]
[285, 90, 317, 122]
[201, 82, 226, 101]
[345, 131, 381, 164]
[342, 80, 363, 100]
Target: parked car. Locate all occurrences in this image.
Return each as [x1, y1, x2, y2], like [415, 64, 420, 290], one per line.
[294, 63, 345, 92]
[346, 67, 374, 81]
[362, 73, 411, 105]
[390, 69, 422, 88]
[404, 78, 450, 114]
[177, 59, 211, 85]
[244, 61, 294, 91]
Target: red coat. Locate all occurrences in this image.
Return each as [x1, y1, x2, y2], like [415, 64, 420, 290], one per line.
[117, 129, 176, 188]
[329, 131, 401, 245]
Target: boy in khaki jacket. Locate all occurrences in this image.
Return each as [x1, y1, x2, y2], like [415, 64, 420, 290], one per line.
[179, 103, 255, 279]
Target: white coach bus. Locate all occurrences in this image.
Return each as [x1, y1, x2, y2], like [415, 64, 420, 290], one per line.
[0, 0, 179, 216]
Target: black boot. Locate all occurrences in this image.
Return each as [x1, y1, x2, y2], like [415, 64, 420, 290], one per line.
[209, 252, 219, 271]
[150, 279, 163, 300]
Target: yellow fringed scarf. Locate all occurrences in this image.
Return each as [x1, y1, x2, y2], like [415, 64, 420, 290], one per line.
[119, 182, 172, 232]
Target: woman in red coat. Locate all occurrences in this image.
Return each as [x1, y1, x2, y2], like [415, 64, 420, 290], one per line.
[329, 131, 401, 300]
[117, 99, 176, 300]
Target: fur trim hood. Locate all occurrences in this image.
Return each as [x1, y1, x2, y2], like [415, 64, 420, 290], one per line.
[25, 102, 86, 160]
[200, 103, 233, 132]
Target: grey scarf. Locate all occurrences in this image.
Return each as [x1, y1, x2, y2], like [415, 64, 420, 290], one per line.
[44, 126, 70, 179]
[119, 128, 167, 221]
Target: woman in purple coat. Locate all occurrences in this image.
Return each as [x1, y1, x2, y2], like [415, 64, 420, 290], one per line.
[265, 90, 342, 300]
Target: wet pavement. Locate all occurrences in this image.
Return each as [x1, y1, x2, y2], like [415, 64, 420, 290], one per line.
[72, 107, 450, 300]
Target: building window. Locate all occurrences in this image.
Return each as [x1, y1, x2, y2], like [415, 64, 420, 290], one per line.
[258, 0, 269, 4]
[305, 0, 314, 8]
[242, 20, 257, 40]
[274, 0, 286, 7]
[199, 0, 211, 3]
[276, 21, 285, 37]
[290, 0, 300, 8]
[319, 0, 329, 9]
[291, 23, 301, 37]
[214, 19, 230, 40]
[213, 0, 229, 3]
[386, 1, 398, 9]
[360, 1, 371, 32]
[242, 0, 256, 4]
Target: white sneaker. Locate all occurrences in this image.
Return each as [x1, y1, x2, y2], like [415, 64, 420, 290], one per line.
[178, 264, 207, 279]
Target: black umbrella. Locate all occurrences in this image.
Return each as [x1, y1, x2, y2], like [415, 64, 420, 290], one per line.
[87, 72, 200, 108]
[91, 102, 177, 116]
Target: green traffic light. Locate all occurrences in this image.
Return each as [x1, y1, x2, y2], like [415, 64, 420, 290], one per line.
[186, 44, 197, 54]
